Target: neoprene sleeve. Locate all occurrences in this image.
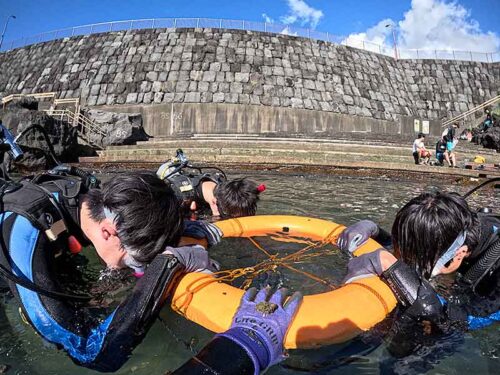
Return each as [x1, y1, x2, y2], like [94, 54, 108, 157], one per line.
[172, 336, 255, 375]
[88, 254, 184, 371]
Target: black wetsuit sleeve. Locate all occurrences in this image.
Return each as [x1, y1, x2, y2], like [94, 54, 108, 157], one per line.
[89, 254, 184, 371]
[445, 274, 500, 330]
[172, 336, 256, 375]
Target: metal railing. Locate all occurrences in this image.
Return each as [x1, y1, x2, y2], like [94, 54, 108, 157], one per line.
[442, 95, 500, 127]
[2, 92, 56, 108]
[46, 108, 106, 148]
[1, 17, 498, 63]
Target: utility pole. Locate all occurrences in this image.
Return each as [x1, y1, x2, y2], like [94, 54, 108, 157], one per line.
[0, 15, 16, 51]
[385, 23, 398, 59]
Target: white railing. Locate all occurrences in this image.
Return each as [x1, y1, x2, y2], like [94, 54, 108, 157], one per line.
[442, 95, 500, 127]
[1, 17, 498, 63]
[46, 108, 106, 149]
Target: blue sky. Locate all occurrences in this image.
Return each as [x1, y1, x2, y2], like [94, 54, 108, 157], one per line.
[1, 0, 499, 51]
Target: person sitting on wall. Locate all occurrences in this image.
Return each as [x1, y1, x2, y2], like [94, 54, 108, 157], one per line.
[481, 113, 493, 132]
[0, 168, 222, 372]
[337, 190, 500, 358]
[157, 149, 265, 219]
[412, 133, 431, 165]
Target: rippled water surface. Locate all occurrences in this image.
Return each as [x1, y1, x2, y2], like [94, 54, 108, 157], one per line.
[0, 171, 498, 374]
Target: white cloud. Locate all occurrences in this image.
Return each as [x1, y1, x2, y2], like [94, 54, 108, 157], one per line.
[342, 0, 499, 54]
[280, 26, 299, 36]
[262, 13, 274, 24]
[342, 19, 394, 50]
[280, 0, 324, 29]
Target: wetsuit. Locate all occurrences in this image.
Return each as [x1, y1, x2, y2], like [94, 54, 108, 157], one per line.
[435, 139, 447, 164]
[167, 170, 226, 217]
[382, 212, 500, 334]
[0, 173, 185, 372]
[173, 336, 256, 374]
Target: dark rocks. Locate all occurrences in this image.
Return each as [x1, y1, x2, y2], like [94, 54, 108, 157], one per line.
[0, 100, 79, 171]
[475, 127, 500, 151]
[82, 109, 150, 147]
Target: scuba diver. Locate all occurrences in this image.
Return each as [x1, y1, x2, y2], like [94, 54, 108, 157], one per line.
[157, 149, 265, 219]
[0, 124, 225, 372]
[0, 123, 303, 375]
[338, 181, 500, 359]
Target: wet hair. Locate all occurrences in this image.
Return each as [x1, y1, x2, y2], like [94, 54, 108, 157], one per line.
[214, 178, 260, 218]
[391, 191, 480, 279]
[82, 171, 183, 264]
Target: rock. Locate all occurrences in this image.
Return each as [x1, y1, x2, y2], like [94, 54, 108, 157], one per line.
[0, 101, 79, 171]
[478, 127, 500, 151]
[82, 109, 150, 147]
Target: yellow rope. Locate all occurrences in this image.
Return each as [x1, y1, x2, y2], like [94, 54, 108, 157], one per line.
[173, 225, 344, 316]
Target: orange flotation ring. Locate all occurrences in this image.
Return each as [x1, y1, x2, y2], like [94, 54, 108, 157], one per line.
[171, 215, 397, 349]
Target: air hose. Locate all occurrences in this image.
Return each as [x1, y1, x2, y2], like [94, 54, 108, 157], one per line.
[463, 238, 500, 293]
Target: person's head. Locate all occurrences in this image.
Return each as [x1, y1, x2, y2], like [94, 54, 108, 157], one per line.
[80, 171, 183, 270]
[391, 191, 480, 279]
[213, 178, 262, 218]
[417, 132, 425, 140]
[452, 122, 460, 129]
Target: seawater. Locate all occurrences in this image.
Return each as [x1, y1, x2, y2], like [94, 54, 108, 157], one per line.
[0, 171, 498, 374]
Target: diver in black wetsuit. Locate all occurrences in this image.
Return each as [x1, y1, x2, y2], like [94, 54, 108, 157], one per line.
[157, 150, 264, 218]
[0, 166, 224, 372]
[338, 188, 500, 357]
[0, 126, 301, 374]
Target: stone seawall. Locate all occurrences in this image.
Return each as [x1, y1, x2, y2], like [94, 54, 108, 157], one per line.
[0, 28, 498, 137]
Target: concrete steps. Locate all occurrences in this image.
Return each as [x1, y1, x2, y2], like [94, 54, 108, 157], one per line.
[79, 135, 500, 178]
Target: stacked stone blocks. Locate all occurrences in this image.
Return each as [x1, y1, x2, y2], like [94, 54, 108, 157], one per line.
[0, 28, 498, 123]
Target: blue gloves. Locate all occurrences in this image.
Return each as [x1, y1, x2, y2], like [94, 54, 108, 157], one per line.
[219, 287, 302, 374]
[183, 220, 223, 247]
[163, 245, 220, 273]
[338, 220, 379, 254]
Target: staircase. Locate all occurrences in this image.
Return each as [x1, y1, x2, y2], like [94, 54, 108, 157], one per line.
[442, 95, 500, 128]
[79, 134, 500, 178]
[1, 92, 105, 149]
[45, 107, 106, 149]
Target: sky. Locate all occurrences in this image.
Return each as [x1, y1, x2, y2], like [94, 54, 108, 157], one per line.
[0, 0, 499, 52]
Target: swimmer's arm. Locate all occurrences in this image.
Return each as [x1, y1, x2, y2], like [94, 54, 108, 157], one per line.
[74, 254, 185, 372]
[444, 285, 500, 330]
[172, 336, 255, 375]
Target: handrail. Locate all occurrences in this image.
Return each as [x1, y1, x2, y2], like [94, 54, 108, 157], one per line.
[3, 91, 105, 149]
[45, 108, 106, 149]
[2, 92, 56, 107]
[442, 95, 500, 127]
[1, 17, 498, 63]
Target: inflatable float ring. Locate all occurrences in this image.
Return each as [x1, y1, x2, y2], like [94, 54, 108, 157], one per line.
[171, 215, 397, 349]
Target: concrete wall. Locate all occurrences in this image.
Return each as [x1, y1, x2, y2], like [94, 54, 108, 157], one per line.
[0, 28, 498, 137]
[97, 102, 400, 137]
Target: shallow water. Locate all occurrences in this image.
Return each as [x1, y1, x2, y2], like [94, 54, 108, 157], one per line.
[0, 171, 498, 374]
